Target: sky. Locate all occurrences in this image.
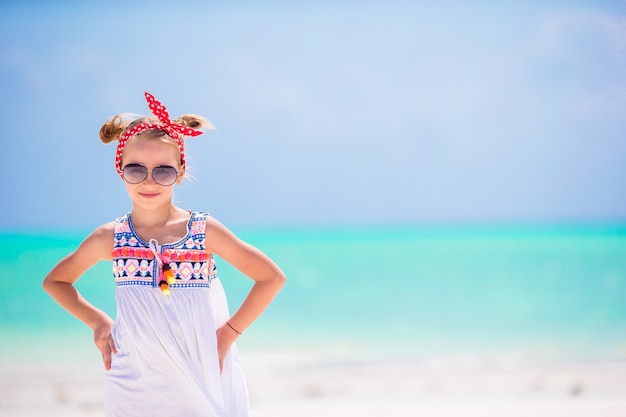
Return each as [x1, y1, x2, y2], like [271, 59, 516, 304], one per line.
[1, 1, 625, 230]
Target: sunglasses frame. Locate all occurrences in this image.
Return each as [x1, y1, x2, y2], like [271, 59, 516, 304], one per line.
[121, 163, 181, 186]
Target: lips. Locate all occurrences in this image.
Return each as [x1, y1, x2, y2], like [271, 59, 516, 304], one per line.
[138, 192, 160, 199]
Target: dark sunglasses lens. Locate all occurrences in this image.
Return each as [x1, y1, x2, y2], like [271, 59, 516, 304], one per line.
[152, 166, 179, 185]
[122, 165, 148, 184]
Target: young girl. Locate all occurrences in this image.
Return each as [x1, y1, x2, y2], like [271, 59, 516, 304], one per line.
[43, 92, 286, 417]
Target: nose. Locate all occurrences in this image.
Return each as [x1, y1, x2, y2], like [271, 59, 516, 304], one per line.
[142, 170, 158, 185]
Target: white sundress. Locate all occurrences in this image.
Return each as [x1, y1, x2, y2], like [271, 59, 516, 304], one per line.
[103, 211, 249, 417]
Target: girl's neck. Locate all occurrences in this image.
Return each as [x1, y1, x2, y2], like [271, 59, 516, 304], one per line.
[129, 204, 191, 245]
[130, 204, 186, 229]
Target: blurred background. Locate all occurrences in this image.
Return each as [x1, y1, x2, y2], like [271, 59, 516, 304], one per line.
[1, 0, 625, 229]
[1, 1, 625, 415]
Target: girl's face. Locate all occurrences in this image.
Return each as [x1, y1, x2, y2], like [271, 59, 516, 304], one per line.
[120, 135, 183, 210]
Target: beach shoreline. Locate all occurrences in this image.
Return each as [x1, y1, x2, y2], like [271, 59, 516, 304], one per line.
[3, 350, 626, 417]
[4, 225, 626, 416]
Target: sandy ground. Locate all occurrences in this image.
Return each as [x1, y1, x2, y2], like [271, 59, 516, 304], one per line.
[2, 351, 626, 417]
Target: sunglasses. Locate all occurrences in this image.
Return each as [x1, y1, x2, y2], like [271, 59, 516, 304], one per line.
[122, 164, 181, 186]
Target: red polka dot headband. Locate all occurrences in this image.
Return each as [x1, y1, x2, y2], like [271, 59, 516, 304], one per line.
[114, 91, 203, 177]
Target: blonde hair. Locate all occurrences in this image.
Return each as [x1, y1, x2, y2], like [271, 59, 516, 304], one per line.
[99, 113, 214, 144]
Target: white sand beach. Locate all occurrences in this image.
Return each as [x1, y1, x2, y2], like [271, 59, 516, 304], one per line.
[2, 350, 626, 417]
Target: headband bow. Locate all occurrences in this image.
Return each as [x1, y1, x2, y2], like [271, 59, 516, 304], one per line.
[114, 91, 203, 177]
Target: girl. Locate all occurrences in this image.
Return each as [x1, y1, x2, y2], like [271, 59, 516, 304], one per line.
[43, 92, 286, 417]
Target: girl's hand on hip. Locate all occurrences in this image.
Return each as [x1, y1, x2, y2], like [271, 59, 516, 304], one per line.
[93, 318, 117, 370]
[216, 323, 240, 373]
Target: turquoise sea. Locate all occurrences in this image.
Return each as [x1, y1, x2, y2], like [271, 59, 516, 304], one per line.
[2, 224, 626, 364]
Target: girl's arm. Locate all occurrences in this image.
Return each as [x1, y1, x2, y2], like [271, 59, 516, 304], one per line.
[205, 217, 286, 367]
[42, 223, 117, 369]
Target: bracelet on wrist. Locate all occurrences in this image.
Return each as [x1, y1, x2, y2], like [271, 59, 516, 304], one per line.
[226, 322, 242, 335]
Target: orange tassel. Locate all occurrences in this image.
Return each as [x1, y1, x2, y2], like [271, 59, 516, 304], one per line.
[159, 280, 170, 296]
[163, 267, 176, 285]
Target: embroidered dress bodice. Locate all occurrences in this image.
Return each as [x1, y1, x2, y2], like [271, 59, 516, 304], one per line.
[112, 211, 217, 289]
[104, 211, 249, 417]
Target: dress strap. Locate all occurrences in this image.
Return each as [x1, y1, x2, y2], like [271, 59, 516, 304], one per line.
[189, 211, 209, 239]
[113, 213, 131, 236]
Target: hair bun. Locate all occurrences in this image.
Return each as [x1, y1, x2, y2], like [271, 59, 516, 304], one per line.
[176, 114, 215, 132]
[99, 115, 127, 144]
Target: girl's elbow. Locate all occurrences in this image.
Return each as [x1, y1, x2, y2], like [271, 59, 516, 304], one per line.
[274, 271, 287, 288]
[42, 273, 65, 295]
[42, 275, 53, 294]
